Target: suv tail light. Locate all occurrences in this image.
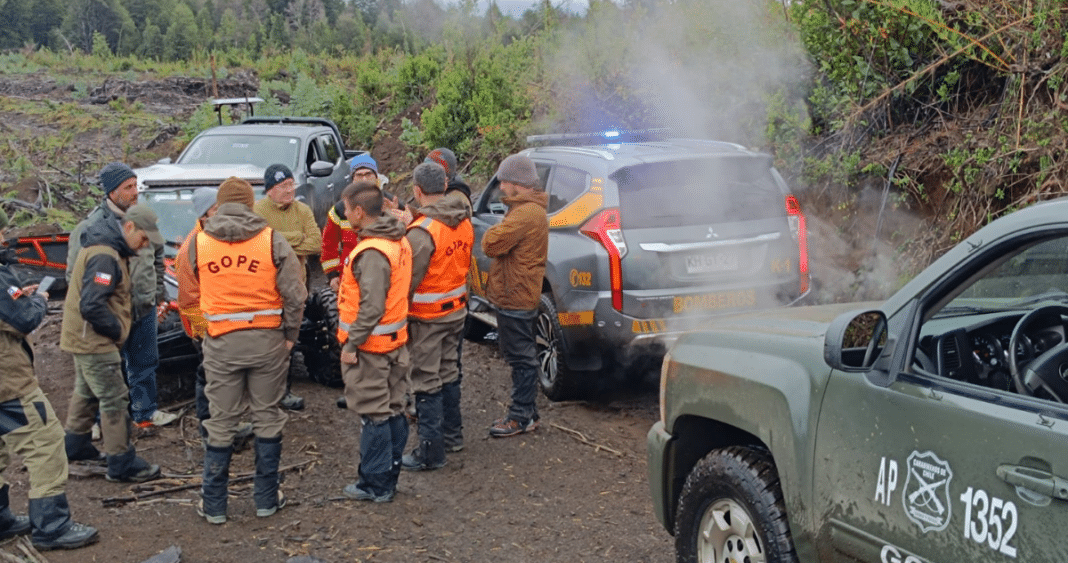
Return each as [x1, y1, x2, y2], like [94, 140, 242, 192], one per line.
[785, 195, 810, 295]
[580, 208, 627, 311]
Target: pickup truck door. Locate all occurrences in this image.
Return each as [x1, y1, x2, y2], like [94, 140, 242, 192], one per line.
[814, 235, 1068, 562]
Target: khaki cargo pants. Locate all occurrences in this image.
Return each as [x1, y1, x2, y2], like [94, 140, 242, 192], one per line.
[407, 317, 463, 396]
[0, 387, 67, 499]
[342, 346, 409, 422]
[202, 329, 289, 448]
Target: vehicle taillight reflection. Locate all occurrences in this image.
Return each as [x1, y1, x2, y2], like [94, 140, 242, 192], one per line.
[785, 195, 809, 295]
[580, 208, 626, 311]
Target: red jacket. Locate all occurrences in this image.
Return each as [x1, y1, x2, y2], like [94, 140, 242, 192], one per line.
[320, 202, 361, 278]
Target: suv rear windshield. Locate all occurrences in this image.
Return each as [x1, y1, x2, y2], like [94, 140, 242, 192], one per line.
[612, 157, 783, 228]
[180, 135, 300, 170]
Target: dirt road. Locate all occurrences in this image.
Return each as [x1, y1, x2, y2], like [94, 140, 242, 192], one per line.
[9, 307, 673, 563]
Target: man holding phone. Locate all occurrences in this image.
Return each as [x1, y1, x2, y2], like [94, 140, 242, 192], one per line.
[0, 208, 99, 550]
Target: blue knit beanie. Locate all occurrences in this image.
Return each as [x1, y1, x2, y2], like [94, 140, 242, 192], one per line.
[348, 153, 378, 175]
[99, 162, 136, 195]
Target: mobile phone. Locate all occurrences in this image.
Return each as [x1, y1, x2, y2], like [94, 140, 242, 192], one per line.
[37, 276, 55, 296]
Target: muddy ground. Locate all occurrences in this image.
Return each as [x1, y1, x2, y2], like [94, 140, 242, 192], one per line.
[4, 304, 672, 563]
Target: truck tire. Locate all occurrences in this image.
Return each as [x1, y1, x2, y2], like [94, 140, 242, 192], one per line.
[674, 446, 798, 563]
[301, 287, 343, 388]
[536, 293, 586, 401]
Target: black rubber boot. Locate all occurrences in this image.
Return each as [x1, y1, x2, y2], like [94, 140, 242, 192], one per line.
[401, 393, 445, 471]
[253, 436, 285, 517]
[200, 444, 232, 524]
[344, 417, 396, 502]
[63, 432, 104, 463]
[29, 494, 98, 551]
[441, 379, 463, 452]
[0, 485, 30, 539]
[105, 446, 160, 483]
[387, 414, 409, 492]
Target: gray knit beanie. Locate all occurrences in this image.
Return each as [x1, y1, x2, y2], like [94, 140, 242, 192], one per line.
[99, 162, 137, 195]
[192, 187, 218, 218]
[496, 154, 539, 189]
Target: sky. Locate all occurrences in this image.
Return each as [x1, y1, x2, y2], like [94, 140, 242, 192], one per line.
[476, 0, 590, 17]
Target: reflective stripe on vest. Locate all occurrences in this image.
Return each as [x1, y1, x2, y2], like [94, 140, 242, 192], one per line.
[407, 215, 473, 320]
[336, 236, 412, 353]
[196, 228, 283, 337]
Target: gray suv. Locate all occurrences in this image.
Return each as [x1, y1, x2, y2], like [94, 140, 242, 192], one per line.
[467, 131, 811, 400]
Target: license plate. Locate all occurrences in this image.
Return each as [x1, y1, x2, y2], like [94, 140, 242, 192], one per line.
[685, 251, 739, 274]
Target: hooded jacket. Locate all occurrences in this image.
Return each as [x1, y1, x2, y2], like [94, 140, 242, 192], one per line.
[177, 202, 308, 343]
[340, 213, 409, 355]
[407, 190, 473, 323]
[61, 214, 137, 354]
[482, 190, 549, 311]
[66, 198, 165, 320]
[0, 264, 48, 402]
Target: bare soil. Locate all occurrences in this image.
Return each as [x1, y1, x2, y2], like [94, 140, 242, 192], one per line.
[5, 306, 672, 563]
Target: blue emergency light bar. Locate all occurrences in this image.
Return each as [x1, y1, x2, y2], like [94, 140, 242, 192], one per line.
[525, 128, 672, 147]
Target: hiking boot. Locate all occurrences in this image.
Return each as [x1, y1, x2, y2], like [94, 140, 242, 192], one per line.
[342, 483, 394, 503]
[64, 432, 105, 463]
[197, 500, 226, 525]
[256, 491, 287, 518]
[31, 522, 98, 551]
[29, 494, 98, 550]
[105, 447, 161, 483]
[137, 410, 179, 428]
[488, 417, 539, 438]
[0, 486, 30, 540]
[280, 392, 305, 411]
[444, 437, 464, 453]
[401, 443, 446, 472]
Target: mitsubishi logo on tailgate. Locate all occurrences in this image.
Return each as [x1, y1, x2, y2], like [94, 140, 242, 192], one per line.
[706, 227, 718, 239]
[902, 450, 953, 533]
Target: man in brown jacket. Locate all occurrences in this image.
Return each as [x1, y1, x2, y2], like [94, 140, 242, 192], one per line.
[62, 205, 164, 483]
[178, 177, 307, 524]
[0, 210, 98, 550]
[482, 153, 549, 438]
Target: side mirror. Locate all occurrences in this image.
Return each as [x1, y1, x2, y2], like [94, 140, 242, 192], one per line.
[825, 310, 890, 372]
[309, 160, 334, 178]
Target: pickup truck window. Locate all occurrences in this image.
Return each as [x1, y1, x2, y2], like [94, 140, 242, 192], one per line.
[180, 135, 300, 171]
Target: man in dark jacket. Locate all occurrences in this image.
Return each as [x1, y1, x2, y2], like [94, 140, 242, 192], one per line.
[66, 163, 177, 429]
[482, 154, 549, 438]
[401, 162, 473, 470]
[61, 205, 163, 483]
[0, 209, 98, 551]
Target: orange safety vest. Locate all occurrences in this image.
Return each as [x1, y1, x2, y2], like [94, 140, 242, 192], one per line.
[407, 216, 473, 320]
[337, 236, 412, 353]
[196, 228, 283, 338]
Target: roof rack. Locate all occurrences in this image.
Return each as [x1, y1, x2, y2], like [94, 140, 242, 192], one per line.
[212, 97, 264, 126]
[526, 128, 672, 147]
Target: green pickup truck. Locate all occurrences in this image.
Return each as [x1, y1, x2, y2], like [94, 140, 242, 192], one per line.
[648, 197, 1068, 562]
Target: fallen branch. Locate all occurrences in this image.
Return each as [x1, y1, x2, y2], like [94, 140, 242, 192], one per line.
[549, 423, 623, 456]
[101, 459, 314, 507]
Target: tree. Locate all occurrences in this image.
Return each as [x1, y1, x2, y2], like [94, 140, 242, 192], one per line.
[139, 18, 163, 59]
[29, 0, 66, 47]
[162, 2, 199, 60]
[62, 0, 134, 53]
